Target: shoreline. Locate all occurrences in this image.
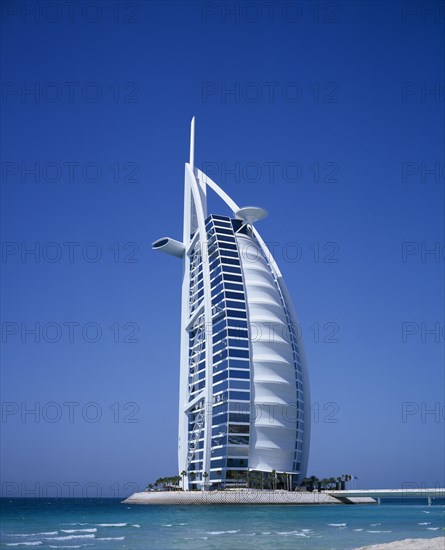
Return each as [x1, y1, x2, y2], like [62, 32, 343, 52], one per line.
[354, 537, 445, 550]
[123, 489, 373, 506]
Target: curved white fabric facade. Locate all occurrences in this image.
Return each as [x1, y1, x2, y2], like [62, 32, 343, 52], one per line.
[237, 234, 298, 473]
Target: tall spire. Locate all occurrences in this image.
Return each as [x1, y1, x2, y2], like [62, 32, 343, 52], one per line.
[189, 116, 195, 170]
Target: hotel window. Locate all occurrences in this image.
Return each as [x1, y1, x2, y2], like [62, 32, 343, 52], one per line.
[227, 319, 248, 329]
[213, 370, 229, 384]
[228, 339, 249, 349]
[225, 290, 244, 300]
[210, 458, 226, 469]
[218, 242, 238, 251]
[228, 358, 249, 368]
[228, 424, 249, 434]
[227, 434, 249, 445]
[229, 391, 250, 401]
[219, 249, 239, 258]
[229, 369, 250, 379]
[229, 380, 250, 390]
[226, 309, 246, 319]
[229, 348, 249, 358]
[213, 380, 229, 392]
[220, 258, 239, 267]
[212, 330, 227, 344]
[224, 282, 244, 291]
[217, 234, 236, 243]
[226, 300, 245, 310]
[214, 227, 233, 236]
[227, 328, 248, 339]
[227, 458, 247, 468]
[229, 412, 250, 423]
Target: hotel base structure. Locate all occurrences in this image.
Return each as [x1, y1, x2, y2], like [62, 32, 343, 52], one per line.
[152, 118, 310, 491]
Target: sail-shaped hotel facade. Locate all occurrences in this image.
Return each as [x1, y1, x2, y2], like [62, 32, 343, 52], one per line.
[153, 119, 310, 490]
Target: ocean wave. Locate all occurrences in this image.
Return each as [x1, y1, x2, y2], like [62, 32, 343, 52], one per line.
[276, 531, 309, 537]
[161, 524, 172, 527]
[427, 527, 440, 530]
[6, 544, 43, 547]
[370, 523, 381, 526]
[60, 529, 97, 533]
[10, 532, 58, 537]
[96, 537, 125, 541]
[367, 530, 392, 533]
[328, 523, 346, 527]
[44, 535, 95, 541]
[49, 547, 82, 549]
[94, 523, 128, 527]
[418, 522, 431, 525]
[207, 530, 240, 535]
[131, 524, 141, 528]
[353, 529, 363, 532]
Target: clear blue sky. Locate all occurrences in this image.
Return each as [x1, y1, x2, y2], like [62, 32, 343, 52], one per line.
[1, 0, 444, 497]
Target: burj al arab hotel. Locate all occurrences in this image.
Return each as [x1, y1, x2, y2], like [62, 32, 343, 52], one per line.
[153, 119, 310, 491]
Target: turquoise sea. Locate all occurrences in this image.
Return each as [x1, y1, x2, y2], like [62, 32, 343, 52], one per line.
[1, 499, 444, 549]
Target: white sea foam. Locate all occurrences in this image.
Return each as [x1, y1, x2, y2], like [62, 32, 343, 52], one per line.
[261, 532, 271, 535]
[276, 531, 309, 537]
[44, 535, 95, 541]
[370, 523, 381, 526]
[96, 537, 125, 541]
[207, 530, 240, 535]
[131, 524, 141, 528]
[49, 547, 82, 549]
[10, 532, 58, 537]
[6, 544, 43, 547]
[328, 523, 346, 527]
[422, 511, 431, 514]
[60, 529, 97, 533]
[367, 530, 392, 533]
[353, 529, 364, 532]
[94, 523, 128, 527]
[161, 524, 172, 527]
[427, 527, 440, 530]
[418, 522, 431, 525]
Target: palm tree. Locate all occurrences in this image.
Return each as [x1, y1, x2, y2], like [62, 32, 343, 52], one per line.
[271, 470, 277, 491]
[180, 470, 187, 491]
[189, 471, 196, 490]
[300, 477, 310, 491]
[340, 474, 353, 490]
[319, 478, 329, 491]
[310, 476, 319, 492]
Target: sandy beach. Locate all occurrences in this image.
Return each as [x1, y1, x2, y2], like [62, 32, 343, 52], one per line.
[355, 536, 445, 549]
